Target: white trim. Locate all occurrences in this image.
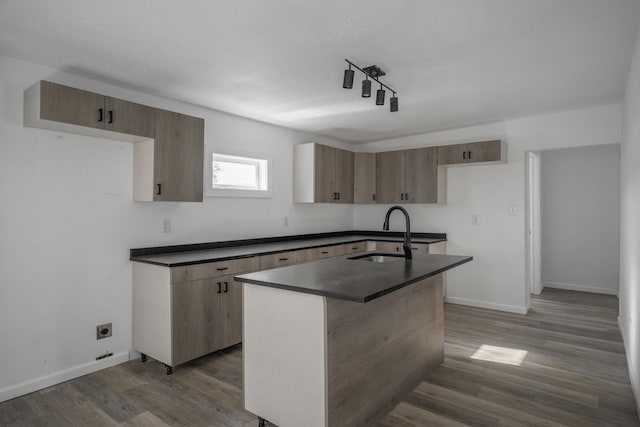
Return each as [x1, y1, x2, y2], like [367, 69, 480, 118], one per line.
[0, 351, 130, 403]
[543, 281, 618, 296]
[445, 296, 528, 314]
[618, 316, 640, 421]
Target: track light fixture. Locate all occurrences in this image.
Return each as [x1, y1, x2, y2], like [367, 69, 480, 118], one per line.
[342, 59, 398, 112]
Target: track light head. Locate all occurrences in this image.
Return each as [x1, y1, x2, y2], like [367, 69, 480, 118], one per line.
[376, 86, 385, 106]
[390, 94, 398, 112]
[362, 78, 371, 98]
[343, 67, 354, 89]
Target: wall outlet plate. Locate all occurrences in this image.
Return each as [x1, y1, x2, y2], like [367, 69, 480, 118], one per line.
[96, 323, 112, 340]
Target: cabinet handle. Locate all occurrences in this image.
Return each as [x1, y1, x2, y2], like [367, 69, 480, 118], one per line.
[372, 194, 376, 201]
[351, 247, 358, 250]
[468, 150, 472, 159]
[108, 110, 113, 124]
[463, 151, 466, 160]
[98, 108, 104, 122]
[216, 267, 228, 271]
[223, 282, 229, 293]
[321, 251, 329, 254]
[400, 193, 404, 200]
[337, 192, 340, 200]
[278, 257, 288, 261]
[216, 282, 222, 294]
[405, 193, 409, 200]
[156, 184, 162, 195]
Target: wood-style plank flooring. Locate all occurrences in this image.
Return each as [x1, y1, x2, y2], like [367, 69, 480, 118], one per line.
[0, 288, 637, 426]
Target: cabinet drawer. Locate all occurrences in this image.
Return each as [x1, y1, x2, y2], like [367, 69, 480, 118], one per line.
[299, 245, 344, 262]
[171, 256, 260, 283]
[260, 251, 300, 270]
[343, 242, 367, 254]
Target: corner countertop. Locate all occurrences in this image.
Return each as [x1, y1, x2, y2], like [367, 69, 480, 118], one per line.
[235, 252, 472, 303]
[129, 230, 446, 267]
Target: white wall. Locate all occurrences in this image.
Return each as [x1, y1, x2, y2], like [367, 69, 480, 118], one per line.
[620, 25, 640, 417]
[540, 144, 620, 295]
[0, 53, 352, 401]
[354, 104, 621, 314]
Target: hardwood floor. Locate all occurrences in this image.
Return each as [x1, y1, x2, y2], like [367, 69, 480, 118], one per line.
[0, 288, 637, 426]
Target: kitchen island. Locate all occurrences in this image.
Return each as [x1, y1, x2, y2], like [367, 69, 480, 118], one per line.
[235, 252, 472, 427]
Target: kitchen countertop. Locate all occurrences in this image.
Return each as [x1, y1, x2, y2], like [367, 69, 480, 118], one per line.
[129, 230, 446, 267]
[235, 252, 472, 303]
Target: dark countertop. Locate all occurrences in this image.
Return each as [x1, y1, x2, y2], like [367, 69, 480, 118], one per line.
[235, 252, 472, 303]
[129, 230, 446, 267]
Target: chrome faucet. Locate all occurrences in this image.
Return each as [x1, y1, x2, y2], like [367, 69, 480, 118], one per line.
[382, 205, 412, 260]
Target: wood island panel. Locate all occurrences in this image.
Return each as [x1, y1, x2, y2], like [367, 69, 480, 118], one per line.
[326, 274, 444, 426]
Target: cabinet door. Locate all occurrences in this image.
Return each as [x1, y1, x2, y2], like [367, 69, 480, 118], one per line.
[376, 150, 404, 204]
[467, 140, 502, 163]
[39, 81, 104, 129]
[154, 109, 204, 202]
[104, 97, 155, 138]
[334, 148, 354, 203]
[405, 147, 437, 203]
[437, 144, 466, 165]
[220, 275, 243, 349]
[354, 152, 376, 204]
[171, 278, 222, 365]
[314, 144, 336, 203]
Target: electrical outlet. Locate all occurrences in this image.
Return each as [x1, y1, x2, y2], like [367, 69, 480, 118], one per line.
[471, 214, 479, 225]
[508, 204, 517, 216]
[96, 323, 112, 340]
[161, 218, 171, 233]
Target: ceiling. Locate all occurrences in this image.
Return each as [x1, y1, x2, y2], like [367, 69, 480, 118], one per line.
[1, 1, 639, 144]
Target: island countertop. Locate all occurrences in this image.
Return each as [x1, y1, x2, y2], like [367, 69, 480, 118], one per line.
[235, 252, 472, 303]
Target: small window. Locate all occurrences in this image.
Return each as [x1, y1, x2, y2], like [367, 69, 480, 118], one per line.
[208, 152, 270, 197]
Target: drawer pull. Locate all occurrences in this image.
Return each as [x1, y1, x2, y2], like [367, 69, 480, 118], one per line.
[108, 110, 114, 124]
[278, 257, 288, 261]
[216, 282, 222, 294]
[223, 282, 229, 293]
[216, 267, 228, 271]
[321, 251, 329, 254]
[98, 108, 103, 122]
[352, 247, 359, 250]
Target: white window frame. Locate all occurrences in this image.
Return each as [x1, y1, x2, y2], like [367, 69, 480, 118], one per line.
[205, 145, 272, 198]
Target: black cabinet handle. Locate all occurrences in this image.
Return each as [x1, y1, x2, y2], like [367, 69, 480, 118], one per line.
[216, 267, 228, 271]
[468, 150, 472, 159]
[400, 193, 404, 200]
[321, 251, 329, 254]
[337, 192, 340, 200]
[108, 110, 113, 124]
[463, 151, 466, 160]
[223, 282, 228, 293]
[98, 108, 104, 122]
[278, 257, 288, 261]
[156, 184, 162, 195]
[405, 193, 409, 200]
[351, 247, 358, 250]
[372, 194, 376, 201]
[216, 282, 222, 294]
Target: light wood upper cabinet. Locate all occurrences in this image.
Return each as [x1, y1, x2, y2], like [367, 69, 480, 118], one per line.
[145, 109, 204, 202]
[438, 140, 505, 165]
[25, 81, 204, 203]
[293, 143, 354, 203]
[376, 147, 438, 203]
[25, 81, 155, 138]
[354, 152, 376, 204]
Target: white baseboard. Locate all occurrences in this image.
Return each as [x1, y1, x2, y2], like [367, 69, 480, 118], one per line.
[618, 317, 640, 422]
[444, 296, 528, 314]
[0, 351, 130, 403]
[544, 281, 618, 296]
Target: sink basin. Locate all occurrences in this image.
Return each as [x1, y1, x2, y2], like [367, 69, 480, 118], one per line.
[348, 253, 406, 263]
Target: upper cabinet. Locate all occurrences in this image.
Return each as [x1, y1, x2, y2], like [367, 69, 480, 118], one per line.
[376, 147, 440, 204]
[24, 81, 204, 202]
[293, 143, 354, 203]
[437, 140, 505, 165]
[134, 109, 204, 202]
[354, 152, 376, 204]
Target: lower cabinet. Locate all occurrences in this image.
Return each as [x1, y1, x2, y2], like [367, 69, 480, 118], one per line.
[132, 256, 259, 370]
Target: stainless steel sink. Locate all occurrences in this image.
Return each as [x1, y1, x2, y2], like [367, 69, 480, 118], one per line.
[348, 253, 406, 263]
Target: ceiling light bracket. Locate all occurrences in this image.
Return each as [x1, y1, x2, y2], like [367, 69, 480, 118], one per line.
[362, 65, 385, 79]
